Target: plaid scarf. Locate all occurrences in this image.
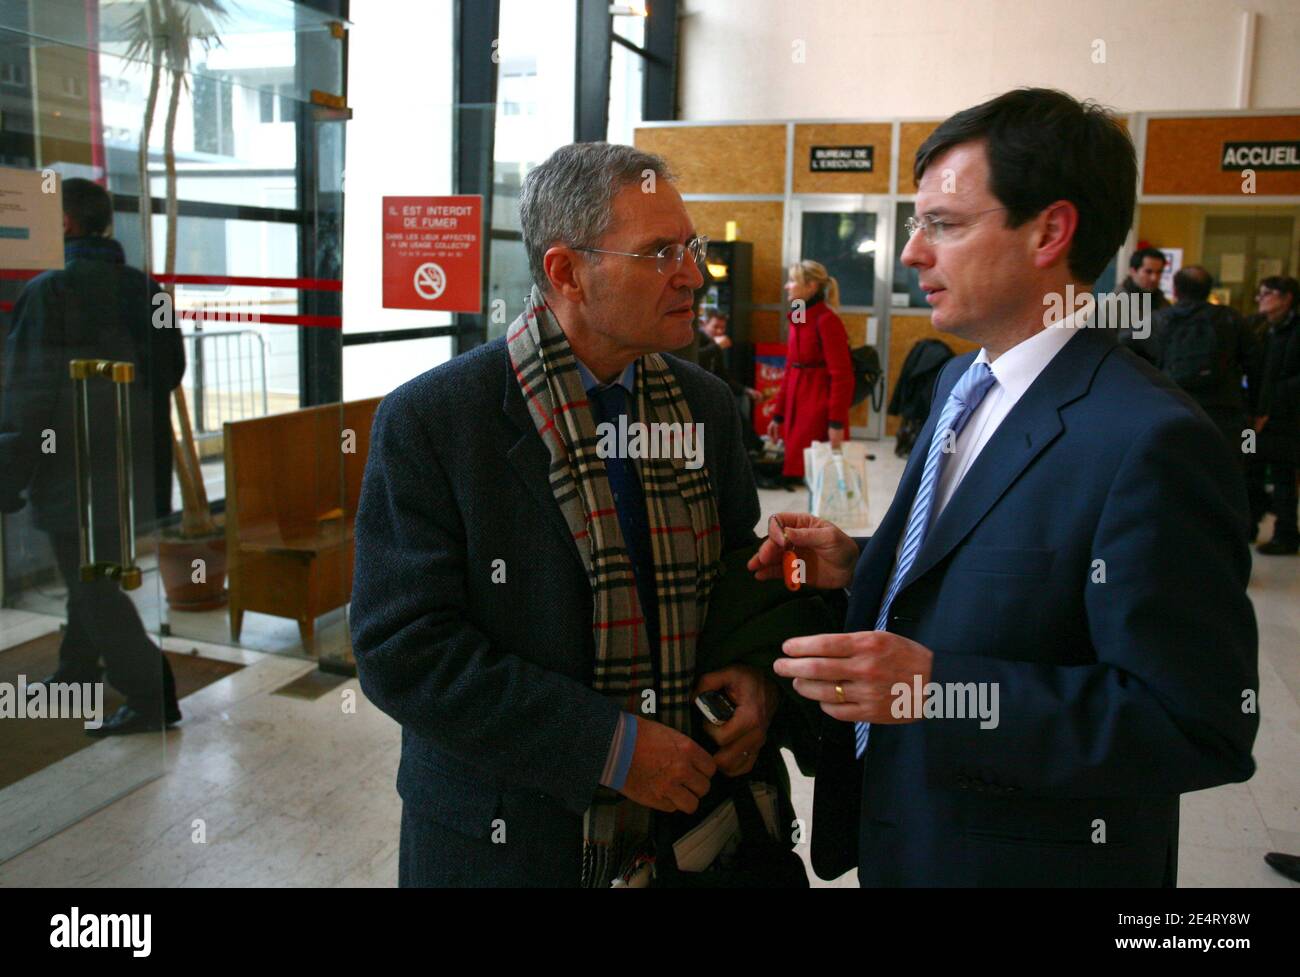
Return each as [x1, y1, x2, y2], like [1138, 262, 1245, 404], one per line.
[506, 284, 723, 887]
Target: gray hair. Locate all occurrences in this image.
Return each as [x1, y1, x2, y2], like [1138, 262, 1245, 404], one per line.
[520, 142, 675, 291]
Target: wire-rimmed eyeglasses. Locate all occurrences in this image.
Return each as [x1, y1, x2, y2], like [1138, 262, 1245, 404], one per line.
[905, 207, 1008, 244]
[574, 235, 709, 275]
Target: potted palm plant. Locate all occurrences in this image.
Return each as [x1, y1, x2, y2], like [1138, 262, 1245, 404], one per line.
[125, 0, 231, 609]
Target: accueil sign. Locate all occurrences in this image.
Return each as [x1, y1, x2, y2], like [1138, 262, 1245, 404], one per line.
[1221, 141, 1300, 170]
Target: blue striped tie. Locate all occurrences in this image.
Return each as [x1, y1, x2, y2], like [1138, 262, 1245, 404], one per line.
[855, 359, 997, 758]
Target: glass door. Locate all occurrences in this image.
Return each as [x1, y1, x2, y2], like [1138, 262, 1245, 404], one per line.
[0, 205, 169, 867]
[788, 196, 891, 439]
[1202, 211, 1298, 318]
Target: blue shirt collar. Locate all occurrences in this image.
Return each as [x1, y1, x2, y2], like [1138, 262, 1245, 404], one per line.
[575, 357, 636, 395]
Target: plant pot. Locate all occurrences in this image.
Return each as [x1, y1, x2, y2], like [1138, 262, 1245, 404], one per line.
[158, 533, 228, 611]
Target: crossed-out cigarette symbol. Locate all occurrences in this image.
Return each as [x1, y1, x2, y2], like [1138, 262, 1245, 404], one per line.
[414, 262, 446, 300]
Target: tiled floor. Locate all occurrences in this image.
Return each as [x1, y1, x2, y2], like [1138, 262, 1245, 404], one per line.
[0, 440, 1296, 887]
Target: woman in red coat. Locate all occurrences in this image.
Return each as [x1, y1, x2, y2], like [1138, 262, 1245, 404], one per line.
[767, 260, 855, 480]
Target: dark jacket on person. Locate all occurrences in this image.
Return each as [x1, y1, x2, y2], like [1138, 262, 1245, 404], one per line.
[1254, 308, 1300, 449]
[1149, 299, 1251, 415]
[695, 542, 846, 774]
[888, 338, 954, 423]
[697, 331, 746, 397]
[350, 336, 763, 887]
[647, 541, 845, 885]
[0, 237, 185, 531]
[812, 329, 1257, 887]
[1119, 274, 1169, 310]
[1243, 313, 1274, 417]
[1113, 276, 1169, 364]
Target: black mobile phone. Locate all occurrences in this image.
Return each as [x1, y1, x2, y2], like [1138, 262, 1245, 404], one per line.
[695, 690, 736, 726]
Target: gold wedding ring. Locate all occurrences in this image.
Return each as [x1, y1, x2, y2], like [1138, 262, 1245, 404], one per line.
[835, 683, 846, 703]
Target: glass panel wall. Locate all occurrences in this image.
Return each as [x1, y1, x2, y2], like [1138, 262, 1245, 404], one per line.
[801, 210, 877, 307]
[1138, 203, 1300, 311]
[0, 0, 346, 862]
[487, 0, 575, 339]
[607, 36, 644, 147]
[340, 0, 453, 369]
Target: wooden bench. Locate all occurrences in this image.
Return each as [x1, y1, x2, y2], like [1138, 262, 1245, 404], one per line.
[223, 398, 381, 651]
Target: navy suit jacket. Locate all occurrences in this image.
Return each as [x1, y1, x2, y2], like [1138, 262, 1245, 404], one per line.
[811, 327, 1259, 887]
[350, 336, 760, 887]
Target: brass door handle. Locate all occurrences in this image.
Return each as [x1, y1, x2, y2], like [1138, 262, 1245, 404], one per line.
[69, 358, 142, 590]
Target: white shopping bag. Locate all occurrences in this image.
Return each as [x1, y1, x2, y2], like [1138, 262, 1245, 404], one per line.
[804, 440, 870, 531]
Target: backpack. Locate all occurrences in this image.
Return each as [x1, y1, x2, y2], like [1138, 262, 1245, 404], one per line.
[1162, 312, 1226, 393]
[850, 344, 884, 410]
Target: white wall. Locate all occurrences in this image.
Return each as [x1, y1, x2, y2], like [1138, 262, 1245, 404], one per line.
[678, 0, 1300, 120]
[341, 0, 456, 398]
[341, 0, 454, 339]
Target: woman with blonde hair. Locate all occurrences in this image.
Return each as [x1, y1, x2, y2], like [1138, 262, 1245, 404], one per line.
[767, 259, 855, 481]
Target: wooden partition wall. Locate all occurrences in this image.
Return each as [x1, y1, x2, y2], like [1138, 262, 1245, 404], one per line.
[635, 118, 947, 438]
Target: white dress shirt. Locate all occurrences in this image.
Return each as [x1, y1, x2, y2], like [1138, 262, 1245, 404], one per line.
[899, 309, 1086, 550]
[930, 316, 1080, 521]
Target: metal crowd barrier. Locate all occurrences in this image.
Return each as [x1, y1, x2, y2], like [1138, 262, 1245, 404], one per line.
[182, 328, 270, 443]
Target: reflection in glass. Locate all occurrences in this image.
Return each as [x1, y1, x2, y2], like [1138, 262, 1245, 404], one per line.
[893, 202, 926, 308]
[800, 211, 876, 307]
[608, 35, 644, 146]
[490, 0, 576, 324]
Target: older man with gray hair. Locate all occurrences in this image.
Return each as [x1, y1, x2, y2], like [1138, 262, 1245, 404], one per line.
[350, 142, 777, 887]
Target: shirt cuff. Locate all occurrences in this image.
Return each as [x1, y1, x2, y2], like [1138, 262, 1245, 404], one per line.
[599, 712, 638, 791]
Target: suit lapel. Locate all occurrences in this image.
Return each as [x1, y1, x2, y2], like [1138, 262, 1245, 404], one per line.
[501, 353, 589, 575]
[898, 328, 1116, 591]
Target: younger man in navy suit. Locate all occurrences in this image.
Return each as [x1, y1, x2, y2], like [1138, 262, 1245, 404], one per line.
[752, 89, 1259, 887]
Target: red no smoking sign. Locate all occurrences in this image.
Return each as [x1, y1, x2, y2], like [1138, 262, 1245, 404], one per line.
[381, 195, 482, 312]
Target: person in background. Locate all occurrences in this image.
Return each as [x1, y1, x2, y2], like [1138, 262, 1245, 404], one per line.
[697, 308, 760, 400]
[767, 260, 854, 484]
[697, 309, 764, 460]
[1122, 246, 1170, 311]
[0, 177, 185, 735]
[1247, 275, 1300, 555]
[704, 309, 732, 350]
[1148, 265, 1252, 452]
[1116, 246, 1170, 364]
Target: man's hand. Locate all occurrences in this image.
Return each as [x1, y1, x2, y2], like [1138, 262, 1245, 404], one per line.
[774, 630, 934, 725]
[766, 419, 781, 443]
[694, 664, 780, 777]
[619, 718, 716, 813]
[748, 512, 859, 590]
[828, 425, 845, 450]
